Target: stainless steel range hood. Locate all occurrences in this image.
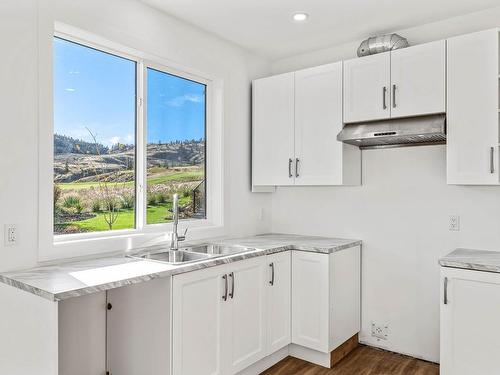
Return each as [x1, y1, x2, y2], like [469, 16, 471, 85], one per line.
[337, 114, 446, 149]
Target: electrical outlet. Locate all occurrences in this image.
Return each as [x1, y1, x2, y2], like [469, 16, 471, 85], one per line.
[371, 321, 389, 340]
[4, 224, 17, 246]
[449, 215, 460, 231]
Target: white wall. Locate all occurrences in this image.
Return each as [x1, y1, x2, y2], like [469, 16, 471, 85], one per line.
[272, 5, 500, 74]
[0, 0, 272, 271]
[270, 7, 500, 363]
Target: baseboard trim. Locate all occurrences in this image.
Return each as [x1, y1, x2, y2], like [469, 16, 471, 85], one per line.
[236, 346, 289, 375]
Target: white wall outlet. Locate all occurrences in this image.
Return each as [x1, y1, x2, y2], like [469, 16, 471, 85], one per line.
[4, 224, 17, 246]
[371, 321, 389, 340]
[449, 215, 460, 231]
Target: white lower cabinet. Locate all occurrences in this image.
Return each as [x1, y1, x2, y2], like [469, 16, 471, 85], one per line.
[266, 252, 291, 354]
[172, 256, 269, 375]
[441, 267, 500, 375]
[292, 246, 361, 354]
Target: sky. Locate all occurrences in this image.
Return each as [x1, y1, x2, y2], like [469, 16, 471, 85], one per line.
[53, 37, 206, 147]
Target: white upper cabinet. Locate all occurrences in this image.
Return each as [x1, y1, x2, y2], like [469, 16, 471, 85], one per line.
[295, 62, 360, 185]
[447, 29, 500, 185]
[252, 73, 295, 186]
[343, 52, 391, 123]
[252, 64, 361, 187]
[390, 40, 446, 118]
[343, 42, 446, 123]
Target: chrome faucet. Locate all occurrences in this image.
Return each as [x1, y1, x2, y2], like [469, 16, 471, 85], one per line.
[170, 193, 187, 250]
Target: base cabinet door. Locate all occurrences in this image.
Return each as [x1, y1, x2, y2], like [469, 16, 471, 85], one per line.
[225, 257, 268, 374]
[266, 252, 291, 354]
[172, 265, 227, 375]
[108, 279, 171, 375]
[441, 267, 500, 375]
[291, 251, 330, 352]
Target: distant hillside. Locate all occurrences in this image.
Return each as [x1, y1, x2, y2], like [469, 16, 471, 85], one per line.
[54, 134, 109, 155]
[54, 135, 205, 183]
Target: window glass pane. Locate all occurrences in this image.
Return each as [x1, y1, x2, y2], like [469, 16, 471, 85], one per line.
[146, 68, 206, 224]
[53, 37, 136, 235]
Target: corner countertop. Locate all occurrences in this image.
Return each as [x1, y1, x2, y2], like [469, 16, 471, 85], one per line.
[439, 248, 500, 273]
[0, 233, 361, 302]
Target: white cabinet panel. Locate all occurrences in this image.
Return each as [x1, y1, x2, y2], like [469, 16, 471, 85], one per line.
[295, 62, 360, 185]
[344, 52, 391, 123]
[226, 257, 267, 374]
[107, 279, 171, 375]
[447, 29, 499, 185]
[252, 73, 295, 186]
[267, 252, 291, 354]
[390, 40, 446, 118]
[291, 251, 330, 353]
[441, 267, 500, 375]
[173, 266, 227, 375]
[59, 293, 106, 375]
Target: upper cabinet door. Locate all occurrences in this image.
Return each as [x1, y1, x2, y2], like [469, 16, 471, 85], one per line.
[343, 52, 391, 123]
[252, 73, 295, 186]
[390, 40, 446, 118]
[294, 62, 349, 185]
[447, 29, 499, 185]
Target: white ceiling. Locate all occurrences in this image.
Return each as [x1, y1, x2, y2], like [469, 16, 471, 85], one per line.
[141, 0, 500, 60]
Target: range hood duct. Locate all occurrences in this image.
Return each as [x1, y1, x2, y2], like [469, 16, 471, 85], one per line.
[337, 114, 446, 149]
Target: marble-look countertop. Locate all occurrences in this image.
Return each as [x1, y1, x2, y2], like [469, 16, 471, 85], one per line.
[0, 233, 361, 302]
[439, 248, 500, 273]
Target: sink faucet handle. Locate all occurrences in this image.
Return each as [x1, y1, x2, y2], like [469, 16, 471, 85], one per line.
[178, 227, 189, 242]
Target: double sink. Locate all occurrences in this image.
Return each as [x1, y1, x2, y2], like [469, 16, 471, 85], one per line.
[130, 244, 256, 265]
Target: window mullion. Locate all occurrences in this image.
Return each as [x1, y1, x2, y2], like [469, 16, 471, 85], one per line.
[135, 60, 146, 230]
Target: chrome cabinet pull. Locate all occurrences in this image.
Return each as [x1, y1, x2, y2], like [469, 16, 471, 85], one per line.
[269, 263, 275, 286]
[288, 158, 293, 178]
[295, 158, 300, 178]
[382, 86, 387, 109]
[490, 147, 495, 174]
[443, 277, 448, 305]
[392, 84, 397, 108]
[229, 272, 234, 299]
[222, 274, 228, 301]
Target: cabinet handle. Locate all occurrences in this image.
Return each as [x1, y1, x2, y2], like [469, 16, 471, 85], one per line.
[222, 274, 228, 301]
[443, 277, 448, 305]
[295, 158, 300, 178]
[490, 147, 495, 174]
[229, 272, 235, 299]
[107, 303, 113, 310]
[382, 86, 387, 110]
[288, 158, 293, 178]
[392, 84, 396, 108]
[269, 263, 275, 286]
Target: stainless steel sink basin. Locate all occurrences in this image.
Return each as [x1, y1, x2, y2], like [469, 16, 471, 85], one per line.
[137, 250, 213, 265]
[130, 244, 256, 265]
[184, 244, 255, 256]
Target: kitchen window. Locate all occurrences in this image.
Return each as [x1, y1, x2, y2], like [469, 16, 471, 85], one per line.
[41, 27, 220, 259]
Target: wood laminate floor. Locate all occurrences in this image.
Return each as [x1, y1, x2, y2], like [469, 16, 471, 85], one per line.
[261, 346, 439, 375]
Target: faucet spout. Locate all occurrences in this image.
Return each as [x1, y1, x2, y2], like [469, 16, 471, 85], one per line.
[170, 193, 187, 250]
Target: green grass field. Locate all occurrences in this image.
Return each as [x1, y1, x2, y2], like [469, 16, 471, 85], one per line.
[67, 196, 192, 231]
[58, 170, 204, 191]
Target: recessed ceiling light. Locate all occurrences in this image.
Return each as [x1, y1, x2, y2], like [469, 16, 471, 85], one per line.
[292, 12, 309, 22]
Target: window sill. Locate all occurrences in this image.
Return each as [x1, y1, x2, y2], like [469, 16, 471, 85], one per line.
[40, 222, 225, 263]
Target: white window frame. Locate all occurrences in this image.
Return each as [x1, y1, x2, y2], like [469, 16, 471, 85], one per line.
[38, 23, 224, 261]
